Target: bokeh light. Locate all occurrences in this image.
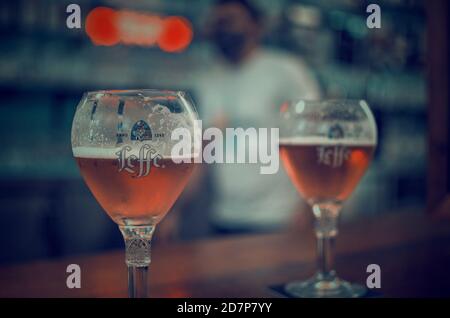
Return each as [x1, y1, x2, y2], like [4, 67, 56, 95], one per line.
[117, 10, 162, 47]
[157, 16, 193, 53]
[85, 7, 120, 46]
[85, 7, 193, 52]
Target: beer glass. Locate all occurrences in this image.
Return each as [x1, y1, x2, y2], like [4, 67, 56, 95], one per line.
[71, 90, 199, 297]
[279, 99, 377, 297]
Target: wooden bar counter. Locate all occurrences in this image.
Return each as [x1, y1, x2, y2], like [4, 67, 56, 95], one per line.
[1, 211, 450, 298]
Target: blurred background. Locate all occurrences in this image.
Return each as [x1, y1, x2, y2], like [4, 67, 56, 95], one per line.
[0, 0, 427, 263]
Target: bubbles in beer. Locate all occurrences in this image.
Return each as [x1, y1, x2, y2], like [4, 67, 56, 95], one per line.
[74, 147, 195, 226]
[279, 137, 375, 205]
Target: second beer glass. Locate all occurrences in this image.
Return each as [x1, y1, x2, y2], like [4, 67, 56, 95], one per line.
[279, 99, 377, 298]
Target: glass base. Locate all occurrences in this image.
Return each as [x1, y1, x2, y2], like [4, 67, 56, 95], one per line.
[285, 273, 367, 298]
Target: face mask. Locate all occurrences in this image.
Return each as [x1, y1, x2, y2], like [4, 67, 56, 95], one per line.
[212, 30, 247, 62]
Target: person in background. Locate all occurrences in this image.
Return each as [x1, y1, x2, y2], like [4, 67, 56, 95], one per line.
[158, 0, 322, 241]
[189, 0, 322, 235]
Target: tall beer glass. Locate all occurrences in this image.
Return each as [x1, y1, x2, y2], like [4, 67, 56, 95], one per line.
[71, 90, 199, 297]
[279, 100, 377, 297]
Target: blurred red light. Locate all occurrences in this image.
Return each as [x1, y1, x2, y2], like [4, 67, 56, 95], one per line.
[86, 7, 120, 46]
[158, 16, 193, 53]
[85, 8, 193, 52]
[117, 10, 162, 46]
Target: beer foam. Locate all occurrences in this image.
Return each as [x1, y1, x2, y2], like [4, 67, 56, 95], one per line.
[72, 146, 198, 161]
[73, 147, 121, 159]
[279, 137, 376, 146]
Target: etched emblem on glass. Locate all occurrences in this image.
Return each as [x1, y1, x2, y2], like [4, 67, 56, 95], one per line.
[131, 120, 153, 141]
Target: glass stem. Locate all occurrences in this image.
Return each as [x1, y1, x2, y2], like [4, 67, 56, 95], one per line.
[312, 203, 339, 280]
[119, 225, 155, 298]
[317, 234, 336, 279]
[128, 266, 148, 298]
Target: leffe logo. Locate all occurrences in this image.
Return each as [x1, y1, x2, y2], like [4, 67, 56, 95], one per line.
[317, 124, 350, 168]
[116, 120, 163, 178]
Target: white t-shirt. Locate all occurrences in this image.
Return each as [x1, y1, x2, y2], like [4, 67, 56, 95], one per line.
[195, 48, 321, 230]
